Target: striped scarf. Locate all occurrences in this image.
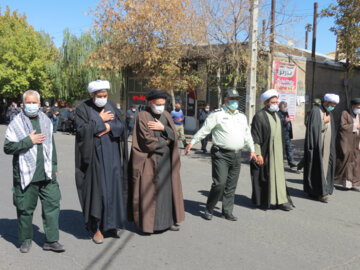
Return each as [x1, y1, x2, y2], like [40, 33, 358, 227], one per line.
[5, 110, 53, 189]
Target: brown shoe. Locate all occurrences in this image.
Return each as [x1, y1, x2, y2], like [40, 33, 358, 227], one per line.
[92, 231, 104, 244]
[169, 225, 180, 231]
[319, 196, 329, 203]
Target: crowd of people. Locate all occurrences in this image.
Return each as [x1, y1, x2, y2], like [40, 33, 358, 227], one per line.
[3, 81, 360, 254]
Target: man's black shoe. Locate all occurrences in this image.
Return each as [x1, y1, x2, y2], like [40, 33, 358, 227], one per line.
[203, 209, 213, 220]
[289, 163, 297, 169]
[20, 240, 32, 253]
[221, 213, 238, 221]
[43, 241, 65, 252]
[278, 203, 293, 211]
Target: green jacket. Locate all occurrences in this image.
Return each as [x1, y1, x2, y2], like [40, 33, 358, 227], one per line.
[4, 117, 58, 184]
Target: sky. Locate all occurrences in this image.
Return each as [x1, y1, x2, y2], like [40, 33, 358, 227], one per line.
[1, 0, 338, 55]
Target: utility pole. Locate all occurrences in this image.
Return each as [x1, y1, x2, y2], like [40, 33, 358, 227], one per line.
[268, 0, 276, 89]
[305, 24, 312, 50]
[310, 2, 318, 105]
[262, 19, 266, 47]
[246, 0, 259, 123]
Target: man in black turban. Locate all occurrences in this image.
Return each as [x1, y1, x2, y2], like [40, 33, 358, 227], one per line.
[335, 98, 360, 190]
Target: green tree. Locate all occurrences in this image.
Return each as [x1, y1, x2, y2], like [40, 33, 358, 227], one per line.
[0, 6, 58, 99]
[51, 29, 101, 102]
[322, 0, 360, 68]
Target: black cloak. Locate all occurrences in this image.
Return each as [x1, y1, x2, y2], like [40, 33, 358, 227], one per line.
[303, 105, 336, 196]
[75, 99, 128, 231]
[250, 108, 293, 208]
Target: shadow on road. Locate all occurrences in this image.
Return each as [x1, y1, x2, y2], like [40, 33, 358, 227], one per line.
[59, 209, 91, 240]
[0, 218, 44, 248]
[286, 186, 308, 200]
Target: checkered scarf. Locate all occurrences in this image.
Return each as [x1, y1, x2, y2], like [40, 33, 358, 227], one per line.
[5, 110, 53, 189]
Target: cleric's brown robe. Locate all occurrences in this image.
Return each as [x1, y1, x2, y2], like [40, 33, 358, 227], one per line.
[335, 110, 360, 186]
[129, 110, 185, 233]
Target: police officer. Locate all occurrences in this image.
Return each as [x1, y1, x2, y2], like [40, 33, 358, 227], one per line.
[185, 89, 256, 221]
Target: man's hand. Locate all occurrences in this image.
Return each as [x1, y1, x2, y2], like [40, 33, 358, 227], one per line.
[29, 130, 45, 144]
[56, 172, 58, 177]
[99, 109, 114, 122]
[285, 117, 291, 122]
[357, 123, 360, 130]
[147, 118, 164, 131]
[97, 123, 111, 137]
[185, 143, 193, 155]
[130, 115, 134, 119]
[323, 114, 331, 123]
[177, 118, 183, 123]
[256, 155, 264, 166]
[249, 152, 256, 161]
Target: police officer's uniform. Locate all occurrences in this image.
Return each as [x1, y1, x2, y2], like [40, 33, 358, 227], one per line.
[190, 90, 255, 219]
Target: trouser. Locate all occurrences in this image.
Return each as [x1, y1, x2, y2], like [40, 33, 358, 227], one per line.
[13, 180, 61, 243]
[52, 117, 59, 132]
[297, 156, 305, 170]
[207, 146, 242, 215]
[128, 125, 134, 137]
[284, 134, 295, 165]
[175, 125, 187, 147]
[201, 135, 210, 151]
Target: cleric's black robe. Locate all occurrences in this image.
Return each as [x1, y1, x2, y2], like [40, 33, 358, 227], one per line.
[75, 99, 128, 232]
[303, 105, 336, 197]
[250, 108, 293, 208]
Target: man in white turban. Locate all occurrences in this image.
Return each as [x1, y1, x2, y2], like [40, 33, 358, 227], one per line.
[75, 80, 128, 244]
[303, 93, 339, 203]
[250, 89, 294, 211]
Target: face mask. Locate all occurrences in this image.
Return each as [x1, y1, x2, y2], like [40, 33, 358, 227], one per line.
[46, 104, 49, 107]
[152, 104, 165, 114]
[117, 106, 121, 110]
[55, 104, 58, 107]
[132, 108, 136, 112]
[327, 105, 335, 112]
[205, 109, 209, 112]
[353, 108, 360, 115]
[281, 107, 288, 112]
[24, 104, 39, 116]
[268, 104, 279, 112]
[94, 97, 107, 107]
[228, 100, 238, 110]
[175, 108, 180, 112]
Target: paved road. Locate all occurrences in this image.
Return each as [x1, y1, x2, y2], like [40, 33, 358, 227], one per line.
[0, 124, 360, 270]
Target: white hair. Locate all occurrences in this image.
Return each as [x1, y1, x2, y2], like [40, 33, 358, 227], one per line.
[23, 90, 40, 103]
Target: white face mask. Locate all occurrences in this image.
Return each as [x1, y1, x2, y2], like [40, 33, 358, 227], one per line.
[151, 104, 165, 114]
[353, 108, 360, 115]
[94, 97, 107, 107]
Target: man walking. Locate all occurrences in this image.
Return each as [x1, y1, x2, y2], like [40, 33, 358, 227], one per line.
[75, 80, 128, 244]
[4, 90, 64, 253]
[185, 89, 256, 221]
[51, 102, 60, 133]
[171, 102, 187, 148]
[250, 89, 293, 211]
[303, 94, 339, 203]
[277, 101, 296, 168]
[126, 105, 138, 136]
[335, 98, 360, 190]
[198, 104, 211, 153]
[129, 90, 185, 233]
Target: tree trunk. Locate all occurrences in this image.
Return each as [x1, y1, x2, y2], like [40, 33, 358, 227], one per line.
[170, 89, 176, 110]
[233, 60, 240, 90]
[217, 66, 222, 108]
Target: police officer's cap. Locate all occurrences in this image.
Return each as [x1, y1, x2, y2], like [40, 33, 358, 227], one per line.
[225, 89, 240, 98]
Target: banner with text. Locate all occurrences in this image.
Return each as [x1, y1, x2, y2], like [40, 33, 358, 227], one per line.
[273, 61, 298, 120]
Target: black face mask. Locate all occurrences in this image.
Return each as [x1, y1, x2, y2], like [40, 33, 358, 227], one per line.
[175, 108, 180, 112]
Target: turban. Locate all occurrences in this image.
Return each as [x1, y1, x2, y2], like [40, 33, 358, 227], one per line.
[146, 90, 168, 101]
[324, 93, 340, 104]
[88, 80, 110, 93]
[261, 89, 279, 103]
[351, 98, 360, 105]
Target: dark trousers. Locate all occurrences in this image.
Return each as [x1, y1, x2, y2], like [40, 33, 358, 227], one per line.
[284, 134, 295, 165]
[207, 146, 242, 215]
[201, 135, 210, 151]
[52, 117, 59, 132]
[13, 180, 61, 243]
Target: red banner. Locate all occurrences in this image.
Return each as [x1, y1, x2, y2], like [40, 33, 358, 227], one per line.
[273, 61, 298, 120]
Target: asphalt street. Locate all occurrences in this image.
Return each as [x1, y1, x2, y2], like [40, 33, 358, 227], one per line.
[1, 124, 360, 270]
